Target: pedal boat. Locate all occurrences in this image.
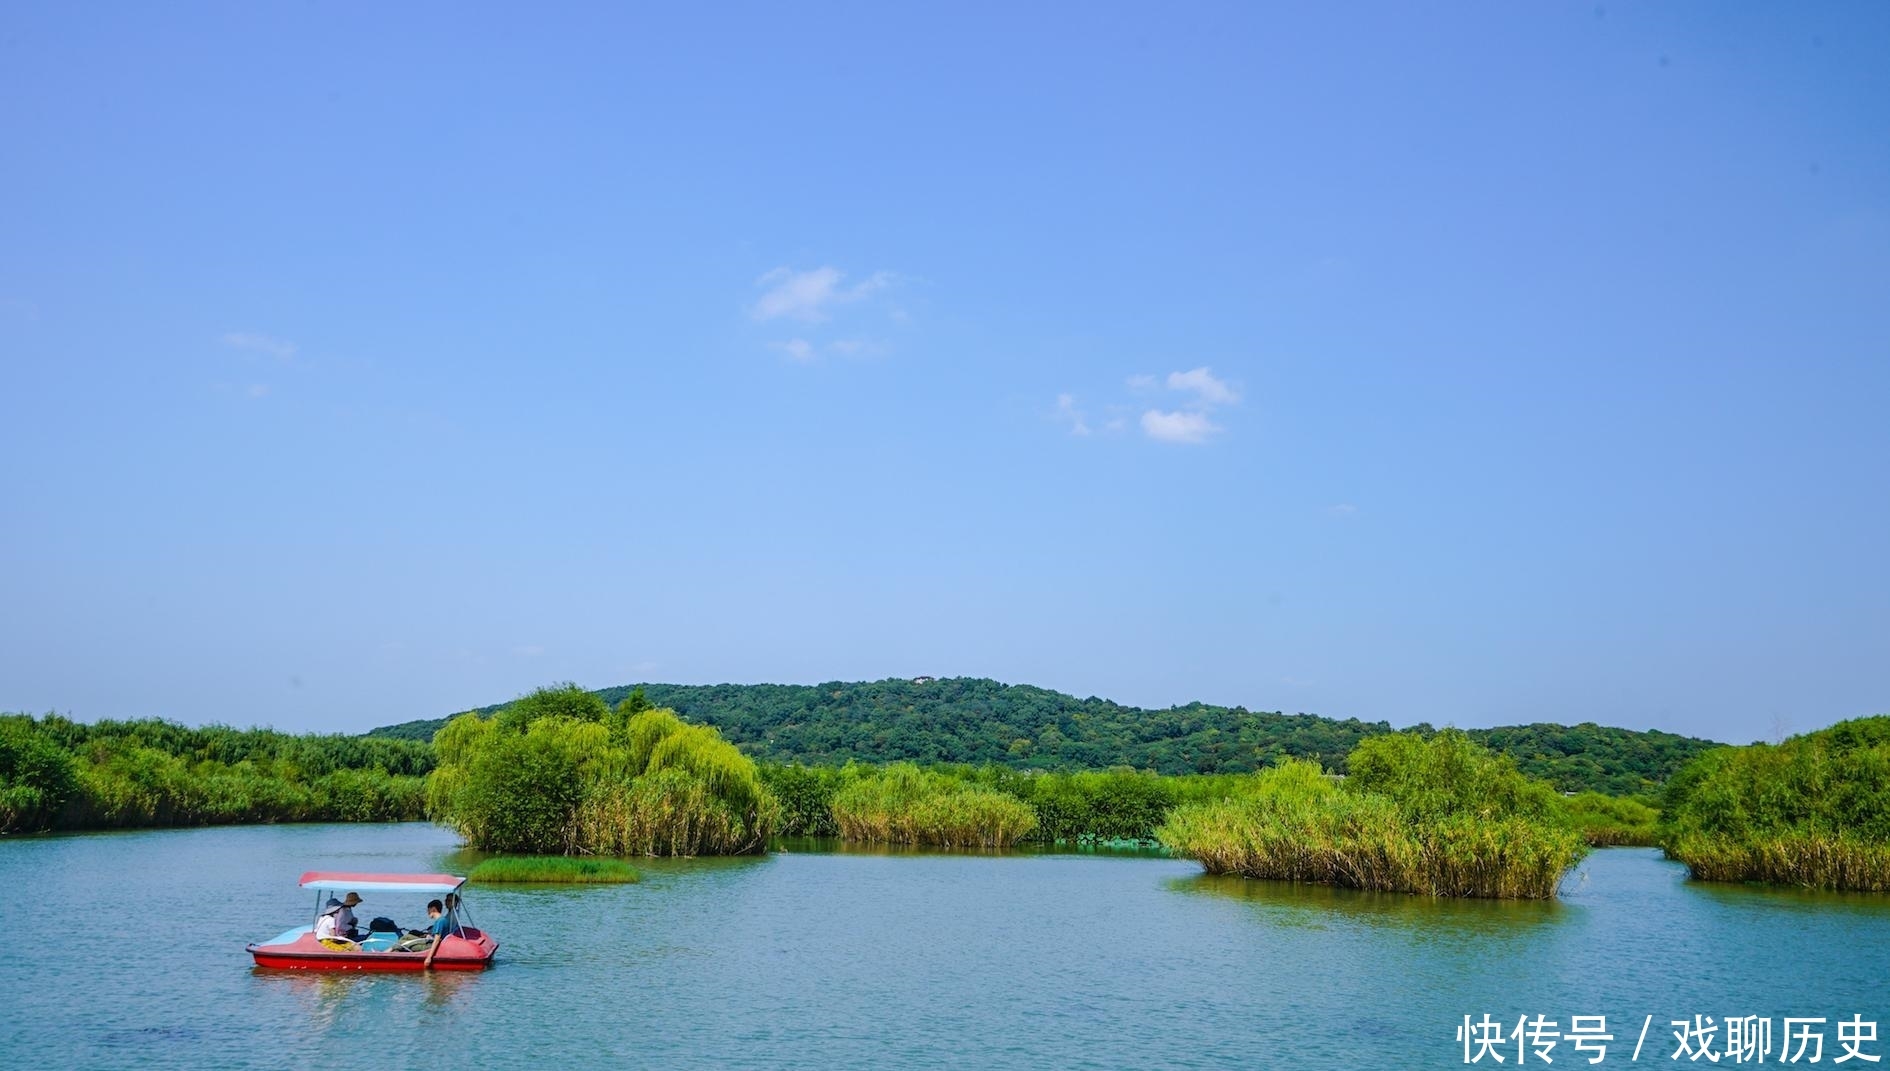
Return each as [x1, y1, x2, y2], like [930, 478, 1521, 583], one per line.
[247, 871, 499, 971]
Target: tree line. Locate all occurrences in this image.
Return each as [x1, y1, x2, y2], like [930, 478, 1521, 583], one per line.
[371, 677, 1721, 796]
[1, 714, 432, 833]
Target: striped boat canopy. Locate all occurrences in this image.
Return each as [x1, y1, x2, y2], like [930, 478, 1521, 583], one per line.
[297, 871, 466, 893]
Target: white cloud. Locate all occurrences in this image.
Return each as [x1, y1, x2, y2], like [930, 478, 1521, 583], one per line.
[222, 331, 297, 362]
[1141, 409, 1220, 444]
[246, 384, 270, 398]
[773, 337, 887, 363]
[1328, 503, 1359, 517]
[751, 266, 890, 323]
[827, 338, 885, 357]
[510, 644, 545, 658]
[1055, 393, 1091, 436]
[1167, 366, 1239, 406]
[1064, 367, 1241, 445]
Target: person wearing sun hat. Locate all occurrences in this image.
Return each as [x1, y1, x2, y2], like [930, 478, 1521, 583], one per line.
[314, 897, 345, 940]
[334, 892, 365, 940]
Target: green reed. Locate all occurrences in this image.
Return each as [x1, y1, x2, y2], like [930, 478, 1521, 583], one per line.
[1158, 741, 1589, 899]
[1660, 716, 1890, 890]
[831, 763, 1038, 848]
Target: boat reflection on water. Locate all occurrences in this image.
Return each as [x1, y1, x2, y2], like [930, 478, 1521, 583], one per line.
[251, 967, 478, 1033]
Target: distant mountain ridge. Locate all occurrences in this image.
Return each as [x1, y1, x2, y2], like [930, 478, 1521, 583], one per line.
[366, 677, 1722, 796]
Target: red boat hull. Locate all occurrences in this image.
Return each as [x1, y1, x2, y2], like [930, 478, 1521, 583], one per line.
[247, 929, 498, 971]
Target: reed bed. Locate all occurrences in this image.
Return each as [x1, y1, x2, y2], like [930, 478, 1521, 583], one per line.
[761, 762, 1192, 844]
[468, 856, 640, 884]
[831, 763, 1038, 848]
[1158, 745, 1589, 900]
[1660, 716, 1890, 889]
[574, 767, 777, 856]
[1559, 792, 1659, 847]
[1665, 832, 1890, 891]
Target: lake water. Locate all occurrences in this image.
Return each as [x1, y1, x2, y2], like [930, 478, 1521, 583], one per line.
[3, 823, 1886, 1069]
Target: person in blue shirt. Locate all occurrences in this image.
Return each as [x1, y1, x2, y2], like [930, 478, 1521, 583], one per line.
[423, 899, 451, 937]
[395, 899, 450, 952]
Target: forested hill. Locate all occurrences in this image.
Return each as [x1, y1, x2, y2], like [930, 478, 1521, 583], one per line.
[368, 677, 1721, 796]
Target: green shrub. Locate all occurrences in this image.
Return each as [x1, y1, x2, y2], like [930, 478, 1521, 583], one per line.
[0, 717, 81, 832]
[1558, 792, 1659, 846]
[1020, 770, 1178, 843]
[759, 763, 859, 836]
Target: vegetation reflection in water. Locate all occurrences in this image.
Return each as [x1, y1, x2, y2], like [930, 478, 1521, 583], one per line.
[1171, 869, 1567, 936]
[1678, 868, 1890, 917]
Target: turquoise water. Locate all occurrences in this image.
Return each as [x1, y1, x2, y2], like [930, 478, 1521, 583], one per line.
[2, 824, 1886, 1069]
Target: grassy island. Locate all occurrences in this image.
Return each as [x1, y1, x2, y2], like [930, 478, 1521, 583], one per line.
[1660, 716, 1890, 890]
[1158, 732, 1589, 899]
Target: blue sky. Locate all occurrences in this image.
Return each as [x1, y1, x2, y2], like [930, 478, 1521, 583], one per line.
[3, 3, 1885, 742]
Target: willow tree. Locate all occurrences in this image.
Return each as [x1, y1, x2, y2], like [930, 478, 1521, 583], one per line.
[426, 686, 776, 856]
